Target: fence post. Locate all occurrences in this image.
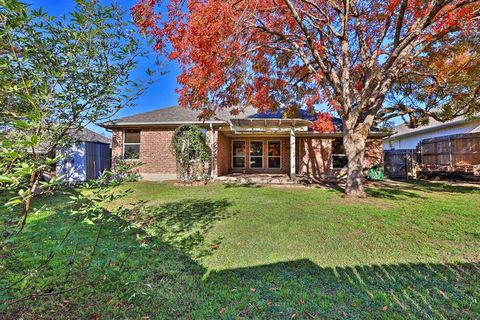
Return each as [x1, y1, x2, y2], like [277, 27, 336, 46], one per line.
[420, 142, 423, 164]
[448, 137, 453, 167]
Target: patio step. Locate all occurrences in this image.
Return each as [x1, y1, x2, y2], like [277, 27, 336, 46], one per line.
[216, 174, 298, 185]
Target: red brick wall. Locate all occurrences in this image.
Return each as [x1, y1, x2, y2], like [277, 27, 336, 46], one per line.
[298, 137, 383, 179]
[364, 138, 383, 168]
[140, 128, 177, 174]
[111, 128, 177, 174]
[112, 130, 123, 160]
[216, 131, 230, 176]
[297, 137, 333, 179]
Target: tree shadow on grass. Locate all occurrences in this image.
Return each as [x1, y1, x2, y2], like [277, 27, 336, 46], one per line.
[223, 183, 263, 189]
[365, 179, 479, 200]
[365, 187, 427, 200]
[3, 196, 479, 319]
[205, 260, 480, 319]
[400, 180, 480, 194]
[125, 198, 233, 257]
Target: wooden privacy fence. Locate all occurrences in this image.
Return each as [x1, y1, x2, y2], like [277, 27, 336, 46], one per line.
[418, 132, 480, 176]
[383, 132, 480, 179]
[384, 149, 417, 179]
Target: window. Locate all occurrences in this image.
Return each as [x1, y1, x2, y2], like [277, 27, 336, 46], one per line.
[250, 141, 263, 168]
[123, 129, 140, 159]
[232, 141, 246, 168]
[268, 141, 281, 168]
[332, 139, 348, 169]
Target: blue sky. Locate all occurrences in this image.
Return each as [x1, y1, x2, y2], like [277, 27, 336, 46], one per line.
[29, 0, 180, 134]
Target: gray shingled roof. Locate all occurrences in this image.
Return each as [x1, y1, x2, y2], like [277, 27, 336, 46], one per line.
[387, 116, 479, 139]
[69, 127, 111, 145]
[100, 105, 260, 127]
[99, 105, 350, 131]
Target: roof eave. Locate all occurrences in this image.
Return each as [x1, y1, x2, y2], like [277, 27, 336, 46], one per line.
[98, 120, 226, 129]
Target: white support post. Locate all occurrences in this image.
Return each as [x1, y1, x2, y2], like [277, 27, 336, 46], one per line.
[210, 123, 217, 179]
[290, 127, 296, 179]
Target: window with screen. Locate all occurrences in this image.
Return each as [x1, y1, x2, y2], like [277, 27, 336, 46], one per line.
[268, 141, 281, 168]
[232, 141, 246, 168]
[332, 139, 348, 169]
[250, 141, 263, 168]
[123, 129, 140, 160]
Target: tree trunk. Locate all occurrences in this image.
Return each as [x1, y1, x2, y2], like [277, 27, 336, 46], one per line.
[343, 122, 369, 198]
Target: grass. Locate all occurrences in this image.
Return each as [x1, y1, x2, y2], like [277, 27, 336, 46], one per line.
[1, 180, 479, 319]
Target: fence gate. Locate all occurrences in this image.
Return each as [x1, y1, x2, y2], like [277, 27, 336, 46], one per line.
[383, 149, 417, 179]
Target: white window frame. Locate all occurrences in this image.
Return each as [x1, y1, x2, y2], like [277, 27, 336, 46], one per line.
[123, 129, 141, 160]
[231, 140, 246, 168]
[249, 140, 264, 169]
[267, 140, 282, 169]
[331, 139, 348, 169]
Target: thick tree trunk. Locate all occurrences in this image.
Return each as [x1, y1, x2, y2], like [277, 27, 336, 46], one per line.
[343, 121, 370, 198]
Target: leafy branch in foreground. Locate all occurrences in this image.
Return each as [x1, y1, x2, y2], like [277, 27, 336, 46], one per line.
[0, 0, 153, 235]
[0, 0, 156, 309]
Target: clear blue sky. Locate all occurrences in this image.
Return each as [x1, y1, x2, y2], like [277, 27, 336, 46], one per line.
[29, 0, 180, 134]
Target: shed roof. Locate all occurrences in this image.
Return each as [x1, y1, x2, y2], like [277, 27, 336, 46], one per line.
[69, 127, 111, 145]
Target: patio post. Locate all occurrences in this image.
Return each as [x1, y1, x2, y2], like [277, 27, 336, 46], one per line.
[209, 124, 217, 179]
[290, 127, 296, 179]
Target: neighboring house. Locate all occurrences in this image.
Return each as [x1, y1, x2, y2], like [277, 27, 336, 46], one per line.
[56, 128, 111, 182]
[384, 117, 480, 150]
[99, 106, 386, 181]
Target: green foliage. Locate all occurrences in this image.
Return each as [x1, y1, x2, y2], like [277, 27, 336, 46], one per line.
[170, 125, 211, 181]
[0, 0, 153, 150]
[0, 0, 151, 308]
[0, 0, 149, 236]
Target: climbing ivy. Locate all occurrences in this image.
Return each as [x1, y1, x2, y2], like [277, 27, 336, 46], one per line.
[170, 125, 211, 181]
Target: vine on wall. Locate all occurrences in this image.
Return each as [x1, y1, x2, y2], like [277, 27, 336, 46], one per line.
[170, 125, 211, 181]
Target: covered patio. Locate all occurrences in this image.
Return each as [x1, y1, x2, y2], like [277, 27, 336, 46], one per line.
[212, 118, 312, 179]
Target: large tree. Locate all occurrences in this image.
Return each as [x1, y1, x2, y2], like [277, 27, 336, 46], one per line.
[132, 0, 479, 197]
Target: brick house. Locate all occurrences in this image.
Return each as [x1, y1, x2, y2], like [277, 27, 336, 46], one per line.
[100, 106, 386, 182]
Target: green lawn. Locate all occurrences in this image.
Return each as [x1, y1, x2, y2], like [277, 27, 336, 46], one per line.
[1, 181, 480, 319]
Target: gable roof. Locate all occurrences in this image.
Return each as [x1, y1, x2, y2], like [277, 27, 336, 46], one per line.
[99, 105, 347, 130]
[100, 105, 259, 127]
[386, 116, 480, 140]
[98, 106, 389, 137]
[69, 127, 111, 145]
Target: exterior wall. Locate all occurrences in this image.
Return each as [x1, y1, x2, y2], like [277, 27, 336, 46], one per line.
[111, 128, 177, 175]
[216, 131, 230, 176]
[297, 138, 332, 179]
[56, 142, 87, 182]
[364, 138, 383, 168]
[223, 136, 290, 174]
[298, 137, 383, 179]
[112, 130, 123, 160]
[139, 128, 177, 174]
[384, 121, 480, 150]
